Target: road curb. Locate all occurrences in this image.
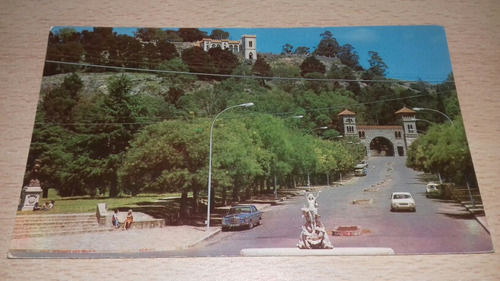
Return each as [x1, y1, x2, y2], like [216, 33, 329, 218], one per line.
[181, 228, 222, 250]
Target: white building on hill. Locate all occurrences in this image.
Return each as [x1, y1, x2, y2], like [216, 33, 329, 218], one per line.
[199, 34, 257, 60]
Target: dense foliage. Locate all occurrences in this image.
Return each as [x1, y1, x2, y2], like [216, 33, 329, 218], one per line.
[406, 117, 477, 187]
[26, 27, 466, 217]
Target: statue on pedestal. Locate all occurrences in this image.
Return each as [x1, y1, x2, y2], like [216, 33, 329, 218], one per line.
[28, 159, 41, 187]
[18, 159, 43, 211]
[297, 191, 333, 249]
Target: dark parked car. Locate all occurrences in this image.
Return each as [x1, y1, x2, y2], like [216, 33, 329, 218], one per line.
[221, 205, 262, 230]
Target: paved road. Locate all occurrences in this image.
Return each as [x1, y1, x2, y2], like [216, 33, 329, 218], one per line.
[161, 156, 493, 257]
[9, 156, 493, 258]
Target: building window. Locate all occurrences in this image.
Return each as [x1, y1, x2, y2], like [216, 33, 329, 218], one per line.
[395, 131, 402, 138]
[359, 131, 365, 138]
[407, 124, 414, 133]
[345, 117, 354, 123]
[346, 125, 354, 133]
[249, 41, 253, 47]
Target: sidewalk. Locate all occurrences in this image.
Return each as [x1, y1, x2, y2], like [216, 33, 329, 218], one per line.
[9, 225, 222, 254]
[9, 187, 490, 257]
[460, 202, 490, 234]
[9, 203, 272, 255]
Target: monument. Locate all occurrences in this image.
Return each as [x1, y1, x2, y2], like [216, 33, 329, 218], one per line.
[297, 191, 333, 249]
[18, 159, 43, 211]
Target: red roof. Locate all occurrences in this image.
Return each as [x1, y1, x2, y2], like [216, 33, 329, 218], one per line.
[337, 109, 356, 116]
[394, 107, 416, 115]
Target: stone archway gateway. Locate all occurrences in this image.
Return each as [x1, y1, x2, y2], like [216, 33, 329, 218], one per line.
[369, 136, 394, 156]
[337, 107, 418, 156]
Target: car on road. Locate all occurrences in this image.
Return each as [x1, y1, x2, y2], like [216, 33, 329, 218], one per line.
[390, 192, 416, 212]
[221, 205, 262, 231]
[426, 182, 442, 198]
[357, 160, 368, 168]
[354, 164, 366, 177]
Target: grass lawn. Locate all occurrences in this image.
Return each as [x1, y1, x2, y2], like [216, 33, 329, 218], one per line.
[17, 189, 188, 215]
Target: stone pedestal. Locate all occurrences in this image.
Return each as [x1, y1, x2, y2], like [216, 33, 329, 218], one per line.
[18, 186, 43, 211]
[96, 203, 109, 225]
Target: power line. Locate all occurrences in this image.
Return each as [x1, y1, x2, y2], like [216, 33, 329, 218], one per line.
[33, 90, 455, 127]
[45, 60, 455, 84]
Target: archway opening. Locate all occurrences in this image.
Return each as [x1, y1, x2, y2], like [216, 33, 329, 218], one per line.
[369, 137, 395, 156]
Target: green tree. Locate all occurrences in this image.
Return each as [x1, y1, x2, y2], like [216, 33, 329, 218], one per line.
[57, 27, 79, 43]
[176, 86, 217, 117]
[213, 119, 263, 203]
[294, 46, 310, 55]
[118, 119, 209, 215]
[142, 39, 178, 69]
[252, 87, 297, 114]
[134, 28, 167, 42]
[208, 47, 239, 76]
[178, 28, 207, 42]
[42, 73, 83, 124]
[364, 51, 388, 78]
[338, 44, 361, 70]
[44, 33, 84, 75]
[303, 72, 327, 94]
[81, 27, 117, 68]
[243, 115, 295, 191]
[164, 29, 183, 42]
[157, 58, 196, 105]
[252, 56, 272, 86]
[209, 29, 229, 39]
[281, 43, 294, 55]
[406, 117, 475, 186]
[157, 40, 179, 61]
[114, 34, 143, 68]
[300, 56, 326, 77]
[327, 64, 360, 93]
[270, 61, 301, 92]
[313, 31, 341, 57]
[181, 47, 216, 79]
[71, 74, 139, 197]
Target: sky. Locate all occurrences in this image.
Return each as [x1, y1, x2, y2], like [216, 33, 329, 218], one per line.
[51, 25, 453, 83]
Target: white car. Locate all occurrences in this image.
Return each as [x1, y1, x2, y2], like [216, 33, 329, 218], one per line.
[426, 182, 442, 198]
[390, 192, 416, 212]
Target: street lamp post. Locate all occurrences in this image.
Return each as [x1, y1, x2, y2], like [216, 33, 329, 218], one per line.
[412, 107, 453, 125]
[207, 102, 254, 231]
[412, 107, 474, 201]
[412, 108, 454, 184]
[307, 126, 328, 135]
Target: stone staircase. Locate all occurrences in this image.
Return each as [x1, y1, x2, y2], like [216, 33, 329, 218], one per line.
[12, 212, 166, 239]
[451, 187, 484, 215]
[11, 213, 112, 239]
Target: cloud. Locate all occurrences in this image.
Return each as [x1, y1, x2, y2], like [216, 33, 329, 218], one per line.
[341, 27, 379, 43]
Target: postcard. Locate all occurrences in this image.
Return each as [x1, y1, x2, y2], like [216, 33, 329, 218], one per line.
[9, 25, 494, 258]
